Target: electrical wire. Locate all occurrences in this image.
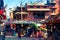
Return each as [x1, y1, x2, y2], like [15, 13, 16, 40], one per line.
[15, 0, 26, 6]
[14, 0, 21, 7]
[4, 0, 14, 8]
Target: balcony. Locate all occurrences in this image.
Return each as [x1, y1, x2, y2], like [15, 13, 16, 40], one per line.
[27, 3, 48, 6]
[27, 8, 50, 11]
[15, 12, 28, 14]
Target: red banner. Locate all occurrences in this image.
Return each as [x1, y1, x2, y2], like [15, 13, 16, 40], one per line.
[0, 10, 4, 14]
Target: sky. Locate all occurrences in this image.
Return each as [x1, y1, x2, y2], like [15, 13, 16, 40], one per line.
[4, 0, 47, 18]
[4, 0, 47, 8]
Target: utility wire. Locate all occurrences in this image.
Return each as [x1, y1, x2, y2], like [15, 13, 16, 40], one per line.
[4, 0, 13, 8]
[14, 0, 21, 7]
[15, 0, 26, 7]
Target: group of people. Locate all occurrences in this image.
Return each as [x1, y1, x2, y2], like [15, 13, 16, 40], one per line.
[15, 24, 47, 39]
[3, 23, 47, 40]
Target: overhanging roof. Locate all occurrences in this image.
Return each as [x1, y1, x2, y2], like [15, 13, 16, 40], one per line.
[27, 3, 48, 6]
[45, 14, 60, 23]
[27, 8, 50, 11]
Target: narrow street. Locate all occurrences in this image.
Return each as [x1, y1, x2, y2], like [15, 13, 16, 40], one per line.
[0, 0, 60, 40]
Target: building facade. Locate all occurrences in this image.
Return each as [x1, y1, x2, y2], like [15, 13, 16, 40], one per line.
[9, 0, 60, 37]
[10, 0, 60, 23]
[9, 0, 58, 28]
[10, 3, 51, 21]
[45, 0, 60, 37]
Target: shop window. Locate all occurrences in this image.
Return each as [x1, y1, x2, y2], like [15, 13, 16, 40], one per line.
[23, 14, 27, 19]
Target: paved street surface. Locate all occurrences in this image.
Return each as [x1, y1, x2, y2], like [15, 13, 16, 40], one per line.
[5, 36, 39, 40]
[5, 36, 19, 40]
[5, 36, 44, 40]
[1, 35, 59, 40]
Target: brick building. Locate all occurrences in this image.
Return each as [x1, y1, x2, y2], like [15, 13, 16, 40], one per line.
[45, 0, 60, 37]
[10, 0, 59, 29]
[9, 0, 58, 28]
[10, 3, 50, 21]
[8, 0, 60, 37]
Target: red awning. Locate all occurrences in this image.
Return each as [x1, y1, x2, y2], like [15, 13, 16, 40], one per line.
[0, 10, 4, 14]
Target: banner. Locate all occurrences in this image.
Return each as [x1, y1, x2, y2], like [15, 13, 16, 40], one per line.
[0, 10, 4, 14]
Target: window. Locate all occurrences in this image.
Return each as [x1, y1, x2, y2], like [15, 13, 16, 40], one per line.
[22, 7, 27, 11]
[23, 14, 27, 19]
[33, 12, 45, 19]
[14, 14, 21, 20]
[30, 6, 33, 8]
[44, 6, 46, 8]
[37, 6, 40, 8]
